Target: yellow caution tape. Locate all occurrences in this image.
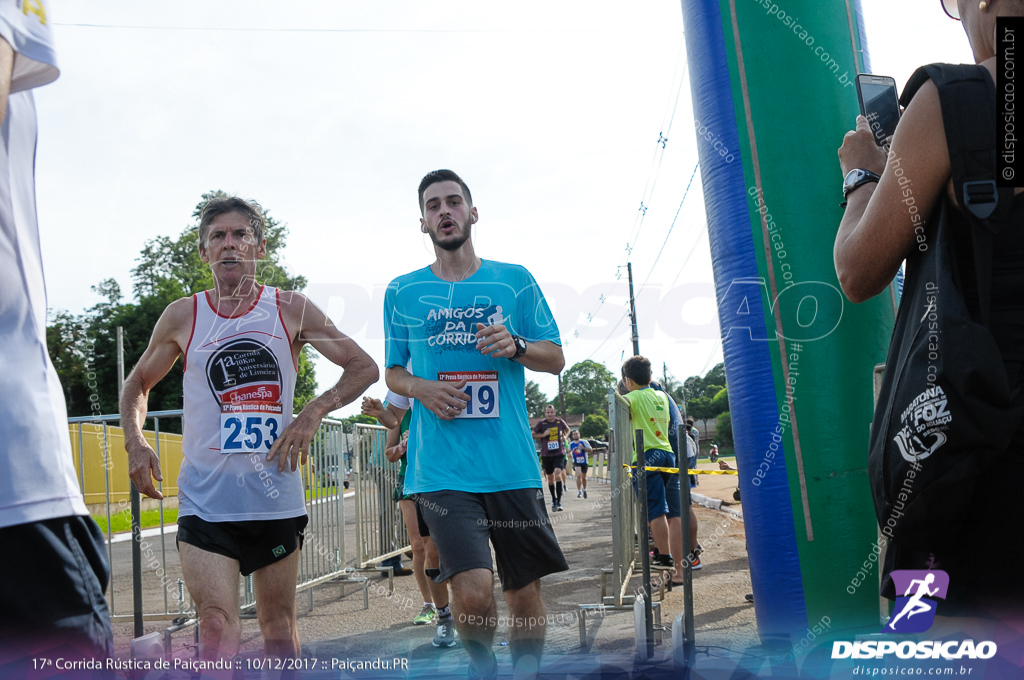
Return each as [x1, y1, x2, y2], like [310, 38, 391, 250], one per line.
[622, 464, 738, 476]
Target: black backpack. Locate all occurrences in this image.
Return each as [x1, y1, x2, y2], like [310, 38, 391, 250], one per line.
[868, 63, 1024, 552]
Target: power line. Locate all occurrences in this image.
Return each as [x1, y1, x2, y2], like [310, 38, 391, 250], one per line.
[623, 38, 690, 254]
[699, 339, 723, 376]
[580, 163, 699, 368]
[579, 35, 689, 332]
[584, 308, 631, 363]
[52, 22, 606, 34]
[636, 162, 699, 295]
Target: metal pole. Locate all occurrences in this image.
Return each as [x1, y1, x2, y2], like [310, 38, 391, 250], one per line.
[635, 429, 654, 659]
[627, 262, 640, 357]
[118, 326, 144, 639]
[679, 450, 696, 667]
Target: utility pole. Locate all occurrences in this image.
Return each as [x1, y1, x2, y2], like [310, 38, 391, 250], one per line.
[627, 262, 639, 357]
[558, 373, 566, 416]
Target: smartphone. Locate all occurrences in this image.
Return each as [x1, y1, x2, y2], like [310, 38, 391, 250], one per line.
[856, 74, 901, 146]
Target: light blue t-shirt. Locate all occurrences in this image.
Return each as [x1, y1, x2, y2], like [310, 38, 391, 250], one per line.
[384, 260, 560, 493]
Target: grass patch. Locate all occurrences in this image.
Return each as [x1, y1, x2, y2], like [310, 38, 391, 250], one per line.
[93, 507, 178, 535]
[305, 484, 349, 501]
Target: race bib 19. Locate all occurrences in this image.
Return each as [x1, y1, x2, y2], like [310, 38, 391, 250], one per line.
[220, 402, 283, 453]
[438, 371, 499, 419]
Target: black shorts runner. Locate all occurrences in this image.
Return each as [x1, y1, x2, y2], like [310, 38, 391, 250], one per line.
[413, 496, 430, 538]
[574, 462, 589, 473]
[177, 515, 308, 576]
[0, 516, 113, 659]
[416, 488, 568, 591]
[541, 455, 566, 476]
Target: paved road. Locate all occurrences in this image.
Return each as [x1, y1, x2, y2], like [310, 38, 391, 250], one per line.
[106, 470, 759, 678]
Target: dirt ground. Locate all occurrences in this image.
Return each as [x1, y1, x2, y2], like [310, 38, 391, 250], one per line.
[107, 464, 771, 678]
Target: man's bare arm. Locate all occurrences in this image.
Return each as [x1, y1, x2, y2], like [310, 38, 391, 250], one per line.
[119, 299, 192, 499]
[361, 396, 406, 430]
[268, 293, 379, 472]
[383, 424, 408, 463]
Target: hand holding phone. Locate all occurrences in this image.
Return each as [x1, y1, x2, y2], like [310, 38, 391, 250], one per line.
[856, 74, 901, 147]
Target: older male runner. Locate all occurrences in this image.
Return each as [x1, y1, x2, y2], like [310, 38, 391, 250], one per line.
[384, 170, 568, 679]
[121, 197, 377, 659]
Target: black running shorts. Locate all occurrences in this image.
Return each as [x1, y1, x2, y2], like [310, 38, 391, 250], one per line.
[541, 455, 566, 476]
[176, 515, 308, 576]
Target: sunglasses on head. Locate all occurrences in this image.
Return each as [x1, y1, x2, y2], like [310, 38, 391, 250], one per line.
[941, 0, 960, 20]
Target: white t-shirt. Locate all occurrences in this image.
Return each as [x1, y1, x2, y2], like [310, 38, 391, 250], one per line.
[0, 5, 79, 528]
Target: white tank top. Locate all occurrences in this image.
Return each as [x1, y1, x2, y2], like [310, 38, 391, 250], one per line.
[180, 286, 305, 521]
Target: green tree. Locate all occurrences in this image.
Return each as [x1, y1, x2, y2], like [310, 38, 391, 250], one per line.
[711, 386, 729, 414]
[131, 190, 306, 300]
[46, 310, 90, 414]
[342, 413, 377, 434]
[661, 370, 686, 406]
[560, 360, 616, 416]
[580, 413, 609, 441]
[294, 347, 319, 413]
[525, 380, 548, 418]
[679, 362, 728, 418]
[704, 362, 726, 389]
[716, 411, 734, 447]
[49, 191, 316, 424]
[687, 396, 716, 434]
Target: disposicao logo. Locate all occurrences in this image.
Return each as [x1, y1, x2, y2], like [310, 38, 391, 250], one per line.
[885, 569, 948, 634]
[831, 570, 998, 661]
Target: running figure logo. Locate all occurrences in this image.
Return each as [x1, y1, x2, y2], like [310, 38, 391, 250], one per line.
[884, 570, 949, 634]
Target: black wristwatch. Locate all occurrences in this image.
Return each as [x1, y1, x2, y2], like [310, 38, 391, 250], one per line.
[510, 334, 528, 358]
[842, 168, 881, 198]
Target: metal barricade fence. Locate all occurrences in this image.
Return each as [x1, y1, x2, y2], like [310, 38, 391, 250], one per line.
[68, 411, 355, 624]
[68, 411, 189, 623]
[351, 423, 409, 568]
[589, 445, 611, 482]
[607, 389, 639, 606]
[577, 389, 645, 646]
[296, 418, 349, 588]
[241, 417, 353, 611]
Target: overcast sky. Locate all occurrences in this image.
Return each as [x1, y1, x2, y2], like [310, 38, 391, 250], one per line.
[34, 1, 971, 418]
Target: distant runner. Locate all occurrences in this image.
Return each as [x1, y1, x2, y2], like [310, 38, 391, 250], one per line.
[568, 430, 593, 499]
[533, 405, 570, 511]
